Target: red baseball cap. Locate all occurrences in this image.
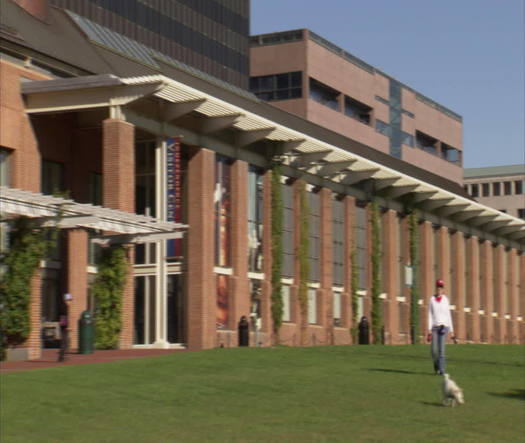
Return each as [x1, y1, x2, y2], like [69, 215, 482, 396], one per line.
[436, 279, 444, 288]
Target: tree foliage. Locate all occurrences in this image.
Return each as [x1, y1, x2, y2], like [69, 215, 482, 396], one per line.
[92, 245, 128, 349]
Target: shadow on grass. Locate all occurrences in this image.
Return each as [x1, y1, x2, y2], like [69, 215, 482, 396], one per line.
[421, 401, 444, 407]
[488, 389, 525, 401]
[367, 368, 431, 376]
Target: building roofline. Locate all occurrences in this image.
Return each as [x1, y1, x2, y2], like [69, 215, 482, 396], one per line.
[464, 164, 525, 179]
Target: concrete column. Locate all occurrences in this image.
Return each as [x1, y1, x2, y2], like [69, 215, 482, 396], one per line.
[66, 229, 89, 350]
[186, 148, 216, 350]
[319, 188, 333, 344]
[381, 209, 399, 344]
[230, 160, 249, 336]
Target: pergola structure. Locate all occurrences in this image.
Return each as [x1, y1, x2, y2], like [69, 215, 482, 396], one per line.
[0, 186, 187, 243]
[21, 74, 525, 249]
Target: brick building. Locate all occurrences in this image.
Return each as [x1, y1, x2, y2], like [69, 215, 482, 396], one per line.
[1, 0, 524, 360]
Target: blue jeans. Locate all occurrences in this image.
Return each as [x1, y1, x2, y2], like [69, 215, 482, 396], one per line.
[431, 325, 449, 374]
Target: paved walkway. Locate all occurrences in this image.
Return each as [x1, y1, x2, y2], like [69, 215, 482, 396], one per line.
[1, 348, 189, 374]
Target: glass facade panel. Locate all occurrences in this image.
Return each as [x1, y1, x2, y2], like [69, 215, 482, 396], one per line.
[282, 182, 295, 278]
[248, 166, 264, 272]
[332, 199, 345, 286]
[308, 288, 317, 324]
[355, 205, 368, 290]
[134, 275, 156, 345]
[250, 71, 303, 102]
[308, 191, 321, 282]
[281, 285, 291, 322]
[135, 141, 156, 217]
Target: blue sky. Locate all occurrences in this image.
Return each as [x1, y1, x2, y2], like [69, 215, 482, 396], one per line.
[250, 0, 525, 169]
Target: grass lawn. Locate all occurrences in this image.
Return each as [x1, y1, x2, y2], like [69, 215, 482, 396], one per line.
[1, 345, 524, 442]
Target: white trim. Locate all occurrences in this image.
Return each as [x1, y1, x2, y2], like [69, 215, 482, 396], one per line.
[396, 296, 405, 302]
[356, 290, 367, 296]
[332, 286, 344, 293]
[464, 307, 471, 313]
[214, 266, 233, 275]
[87, 265, 98, 274]
[504, 314, 511, 320]
[518, 316, 523, 321]
[379, 293, 387, 300]
[450, 304, 456, 310]
[478, 309, 485, 315]
[418, 299, 423, 305]
[281, 278, 294, 285]
[248, 272, 264, 280]
[308, 282, 320, 289]
[492, 312, 498, 318]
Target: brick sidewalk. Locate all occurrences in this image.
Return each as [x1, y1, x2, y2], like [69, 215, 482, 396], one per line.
[1, 348, 189, 374]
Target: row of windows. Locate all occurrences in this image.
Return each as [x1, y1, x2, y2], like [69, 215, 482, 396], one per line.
[466, 180, 524, 198]
[249, 71, 302, 102]
[415, 131, 461, 164]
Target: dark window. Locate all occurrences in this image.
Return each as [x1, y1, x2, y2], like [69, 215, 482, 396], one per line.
[332, 199, 345, 286]
[493, 182, 501, 196]
[504, 181, 512, 195]
[0, 147, 11, 186]
[441, 143, 461, 164]
[250, 71, 302, 102]
[518, 208, 525, 220]
[470, 184, 479, 197]
[515, 180, 523, 195]
[482, 183, 490, 197]
[88, 172, 102, 206]
[41, 160, 65, 195]
[415, 131, 438, 155]
[282, 182, 295, 278]
[309, 78, 340, 111]
[344, 96, 372, 125]
[308, 190, 321, 282]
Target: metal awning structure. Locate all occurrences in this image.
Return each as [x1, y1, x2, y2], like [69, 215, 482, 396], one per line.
[0, 186, 186, 243]
[21, 74, 525, 245]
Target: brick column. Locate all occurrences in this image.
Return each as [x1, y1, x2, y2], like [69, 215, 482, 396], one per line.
[66, 229, 89, 350]
[230, 160, 249, 336]
[293, 179, 307, 344]
[468, 237, 480, 343]
[493, 244, 506, 343]
[319, 188, 333, 345]
[451, 232, 465, 341]
[480, 241, 494, 343]
[26, 272, 43, 360]
[102, 118, 135, 348]
[420, 221, 433, 336]
[508, 248, 519, 344]
[344, 196, 356, 343]
[437, 227, 450, 289]
[381, 209, 399, 344]
[186, 148, 216, 350]
[520, 253, 525, 344]
[102, 118, 135, 212]
[261, 170, 273, 345]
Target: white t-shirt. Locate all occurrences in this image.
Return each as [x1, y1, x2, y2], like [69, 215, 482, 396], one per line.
[427, 294, 454, 332]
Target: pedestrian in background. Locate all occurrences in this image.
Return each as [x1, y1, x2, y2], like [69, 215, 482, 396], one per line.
[427, 279, 456, 375]
[58, 293, 72, 362]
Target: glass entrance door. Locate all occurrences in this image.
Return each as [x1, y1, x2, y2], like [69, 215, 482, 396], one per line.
[167, 274, 185, 344]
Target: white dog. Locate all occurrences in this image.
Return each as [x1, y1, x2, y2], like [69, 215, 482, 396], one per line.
[442, 373, 464, 407]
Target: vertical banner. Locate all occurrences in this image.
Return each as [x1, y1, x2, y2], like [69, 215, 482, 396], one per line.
[166, 137, 182, 259]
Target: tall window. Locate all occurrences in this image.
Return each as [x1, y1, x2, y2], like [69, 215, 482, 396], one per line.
[281, 285, 291, 322]
[308, 190, 321, 282]
[135, 141, 156, 217]
[88, 172, 102, 206]
[470, 184, 479, 198]
[248, 166, 263, 272]
[308, 288, 317, 324]
[0, 148, 10, 186]
[333, 291, 342, 327]
[355, 205, 368, 290]
[503, 181, 512, 195]
[482, 183, 490, 197]
[433, 225, 441, 285]
[514, 180, 523, 195]
[332, 198, 345, 287]
[41, 160, 65, 195]
[492, 182, 501, 196]
[134, 275, 156, 345]
[282, 181, 294, 278]
[214, 156, 231, 267]
[398, 215, 406, 298]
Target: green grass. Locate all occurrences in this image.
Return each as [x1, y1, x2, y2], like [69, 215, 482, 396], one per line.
[1, 345, 524, 442]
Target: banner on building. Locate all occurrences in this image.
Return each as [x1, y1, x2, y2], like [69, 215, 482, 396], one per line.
[166, 137, 182, 259]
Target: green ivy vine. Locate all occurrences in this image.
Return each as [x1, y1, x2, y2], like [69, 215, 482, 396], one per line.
[92, 245, 128, 350]
[270, 164, 284, 340]
[350, 244, 360, 343]
[370, 201, 383, 344]
[0, 216, 59, 360]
